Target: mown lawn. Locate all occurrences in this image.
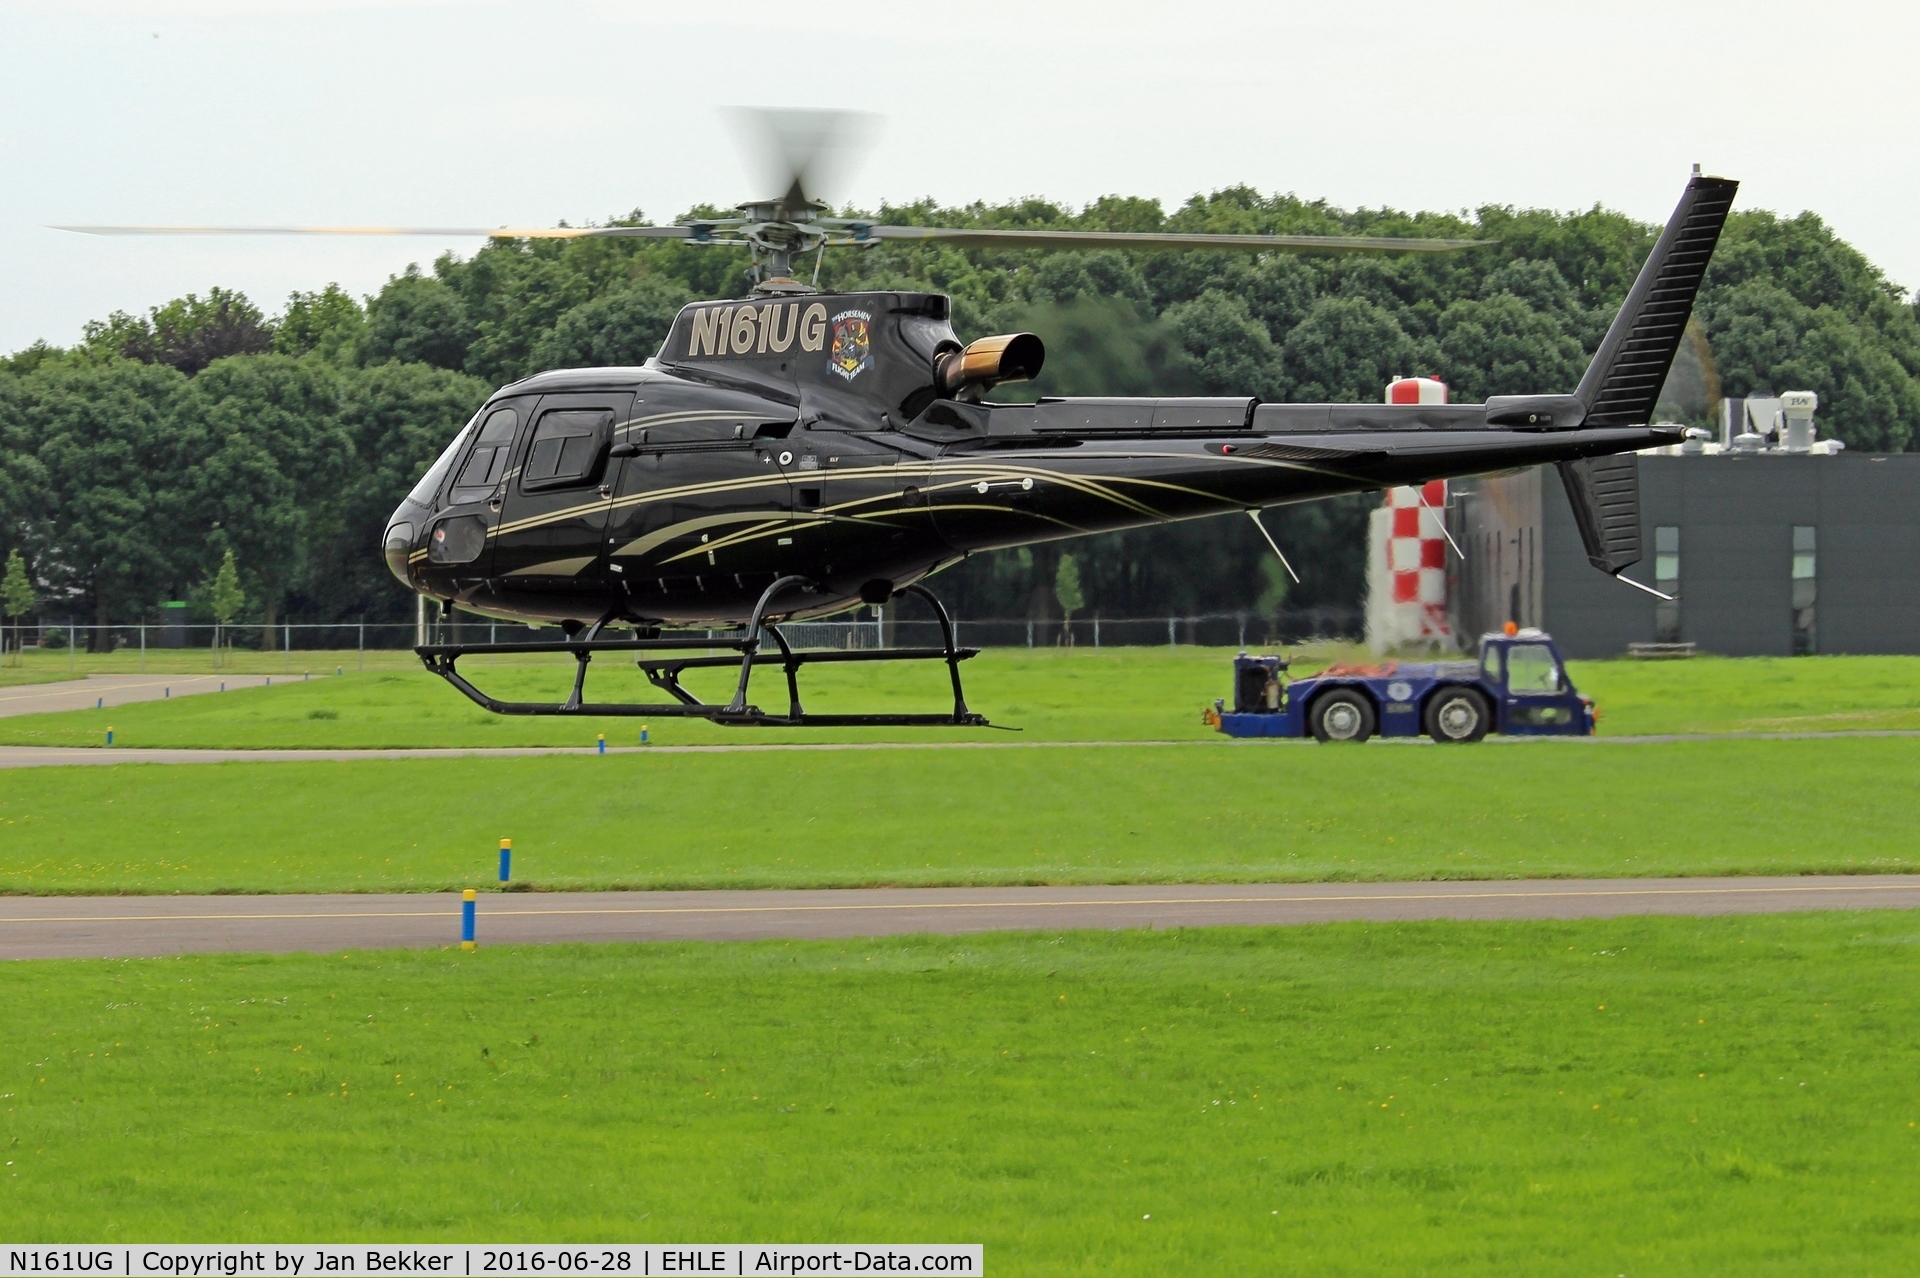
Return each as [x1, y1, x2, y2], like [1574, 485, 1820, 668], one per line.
[3, 914, 1917, 1273]
[3, 649, 1919, 750]
[2, 736, 1914, 895]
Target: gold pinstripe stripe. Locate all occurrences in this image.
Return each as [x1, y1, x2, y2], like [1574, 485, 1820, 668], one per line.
[652, 499, 1086, 564]
[479, 453, 1276, 542]
[660, 517, 829, 563]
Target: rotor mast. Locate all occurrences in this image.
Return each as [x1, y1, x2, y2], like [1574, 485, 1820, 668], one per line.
[730, 179, 835, 295]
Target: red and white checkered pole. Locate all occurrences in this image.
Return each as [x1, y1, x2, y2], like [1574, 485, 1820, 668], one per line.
[1376, 378, 1453, 645]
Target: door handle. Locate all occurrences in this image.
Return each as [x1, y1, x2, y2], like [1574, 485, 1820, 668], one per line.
[598, 485, 613, 498]
[487, 499, 502, 512]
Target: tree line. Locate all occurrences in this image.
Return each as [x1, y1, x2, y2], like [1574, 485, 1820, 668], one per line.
[2, 186, 1915, 643]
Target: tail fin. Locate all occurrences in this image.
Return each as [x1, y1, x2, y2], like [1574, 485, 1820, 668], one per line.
[1574, 170, 1738, 426]
[1557, 170, 1738, 582]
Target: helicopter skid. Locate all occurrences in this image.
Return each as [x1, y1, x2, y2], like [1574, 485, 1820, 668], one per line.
[416, 584, 989, 727]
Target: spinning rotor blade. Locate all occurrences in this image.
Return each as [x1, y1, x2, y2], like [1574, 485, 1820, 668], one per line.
[50, 224, 696, 240]
[862, 225, 1488, 254]
[724, 107, 879, 214]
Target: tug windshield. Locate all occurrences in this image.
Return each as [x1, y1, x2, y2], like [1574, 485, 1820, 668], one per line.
[1506, 644, 1563, 694]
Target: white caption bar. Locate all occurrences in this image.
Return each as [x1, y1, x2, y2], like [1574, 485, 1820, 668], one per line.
[1, 1249, 980, 1278]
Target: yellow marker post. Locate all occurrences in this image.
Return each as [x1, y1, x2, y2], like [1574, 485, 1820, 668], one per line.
[498, 838, 512, 882]
[461, 889, 477, 950]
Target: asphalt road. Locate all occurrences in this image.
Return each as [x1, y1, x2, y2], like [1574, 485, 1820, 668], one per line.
[4, 728, 1920, 769]
[5, 875, 1918, 960]
[0, 673, 298, 718]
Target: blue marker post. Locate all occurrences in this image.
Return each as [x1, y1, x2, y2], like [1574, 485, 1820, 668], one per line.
[498, 838, 512, 883]
[106, 726, 113, 746]
[640, 724, 649, 745]
[164, 687, 169, 699]
[461, 889, 477, 951]
[597, 733, 606, 755]
[96, 697, 103, 710]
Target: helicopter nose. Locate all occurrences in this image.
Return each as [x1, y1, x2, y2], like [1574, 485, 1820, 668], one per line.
[383, 518, 418, 588]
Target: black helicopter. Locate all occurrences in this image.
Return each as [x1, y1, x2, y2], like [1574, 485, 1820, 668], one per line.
[61, 116, 1735, 726]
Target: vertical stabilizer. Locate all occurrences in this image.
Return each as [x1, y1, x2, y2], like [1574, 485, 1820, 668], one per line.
[1575, 171, 1738, 427]
[1559, 171, 1737, 584]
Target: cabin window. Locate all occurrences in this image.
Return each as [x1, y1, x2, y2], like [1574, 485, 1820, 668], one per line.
[1506, 643, 1562, 695]
[405, 416, 478, 509]
[522, 409, 611, 491]
[451, 407, 519, 504]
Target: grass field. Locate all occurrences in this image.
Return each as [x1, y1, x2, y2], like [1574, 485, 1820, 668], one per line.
[4, 736, 1915, 894]
[4, 913, 1917, 1272]
[5, 649, 1920, 749]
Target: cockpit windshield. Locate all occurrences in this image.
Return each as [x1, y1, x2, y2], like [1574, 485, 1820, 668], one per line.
[402, 416, 479, 511]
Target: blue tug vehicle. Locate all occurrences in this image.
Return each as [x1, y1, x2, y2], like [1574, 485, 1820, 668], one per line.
[1208, 626, 1595, 744]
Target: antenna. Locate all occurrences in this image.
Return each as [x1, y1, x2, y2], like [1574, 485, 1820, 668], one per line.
[1246, 510, 1300, 584]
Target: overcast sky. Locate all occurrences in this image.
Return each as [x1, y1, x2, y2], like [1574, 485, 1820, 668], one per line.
[2, 0, 1914, 355]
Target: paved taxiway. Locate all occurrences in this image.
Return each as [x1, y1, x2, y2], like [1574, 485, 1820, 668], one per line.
[4, 876, 1917, 959]
[4, 728, 1920, 768]
[0, 673, 298, 718]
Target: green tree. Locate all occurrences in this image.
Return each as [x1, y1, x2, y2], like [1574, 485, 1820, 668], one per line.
[274, 285, 366, 363]
[2, 341, 68, 376]
[362, 267, 476, 372]
[169, 356, 352, 640]
[990, 295, 1197, 398]
[2, 547, 33, 664]
[531, 277, 697, 371]
[0, 369, 44, 579]
[10, 359, 187, 643]
[1254, 555, 1291, 618]
[86, 287, 275, 375]
[1279, 296, 1432, 402]
[1054, 553, 1085, 642]
[208, 549, 244, 668]
[1704, 281, 1920, 452]
[1436, 294, 1587, 400]
[293, 361, 490, 622]
[1164, 290, 1283, 397]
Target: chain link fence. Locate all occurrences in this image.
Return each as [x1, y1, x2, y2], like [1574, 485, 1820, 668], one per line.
[5, 606, 1360, 662]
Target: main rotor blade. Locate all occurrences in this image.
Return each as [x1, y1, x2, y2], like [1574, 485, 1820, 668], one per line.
[862, 225, 1490, 254]
[724, 107, 879, 214]
[49, 224, 695, 240]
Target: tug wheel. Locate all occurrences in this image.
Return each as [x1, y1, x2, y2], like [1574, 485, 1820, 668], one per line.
[1309, 689, 1375, 743]
[1424, 687, 1491, 744]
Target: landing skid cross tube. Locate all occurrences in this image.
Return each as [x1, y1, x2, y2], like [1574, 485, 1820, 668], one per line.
[414, 583, 989, 728]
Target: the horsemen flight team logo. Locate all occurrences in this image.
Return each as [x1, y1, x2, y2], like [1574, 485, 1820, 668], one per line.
[829, 310, 873, 381]
[682, 301, 873, 381]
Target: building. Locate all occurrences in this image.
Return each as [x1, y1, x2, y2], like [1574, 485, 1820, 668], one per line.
[1448, 453, 1920, 658]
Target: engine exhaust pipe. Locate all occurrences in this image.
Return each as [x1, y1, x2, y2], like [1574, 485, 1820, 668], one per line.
[935, 333, 1045, 398]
